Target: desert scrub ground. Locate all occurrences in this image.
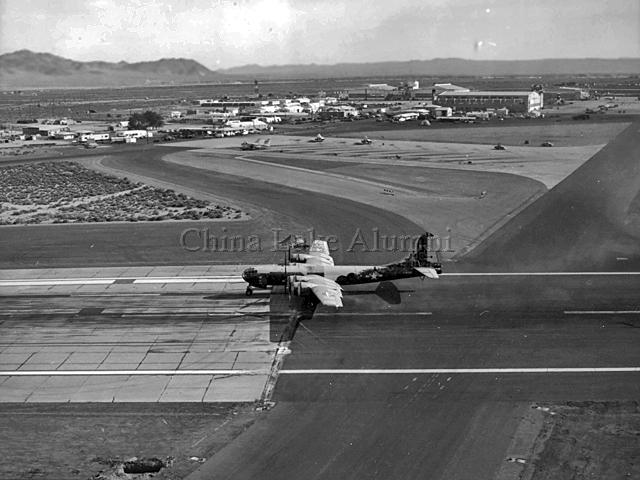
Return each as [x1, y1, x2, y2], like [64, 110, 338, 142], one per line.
[0, 161, 246, 224]
[526, 401, 640, 480]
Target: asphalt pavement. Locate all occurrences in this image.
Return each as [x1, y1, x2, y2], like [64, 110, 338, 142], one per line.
[2, 123, 639, 479]
[186, 124, 640, 479]
[459, 121, 640, 272]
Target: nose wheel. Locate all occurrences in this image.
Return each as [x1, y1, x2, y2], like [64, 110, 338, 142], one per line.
[245, 286, 253, 296]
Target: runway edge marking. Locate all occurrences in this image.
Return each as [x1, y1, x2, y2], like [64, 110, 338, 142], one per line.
[4, 367, 640, 377]
[0, 369, 269, 376]
[565, 310, 640, 314]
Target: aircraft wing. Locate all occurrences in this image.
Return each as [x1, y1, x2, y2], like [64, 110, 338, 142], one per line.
[297, 274, 343, 308]
[414, 267, 439, 279]
[306, 240, 335, 266]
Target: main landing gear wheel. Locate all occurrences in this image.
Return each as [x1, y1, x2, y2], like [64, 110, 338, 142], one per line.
[245, 287, 253, 296]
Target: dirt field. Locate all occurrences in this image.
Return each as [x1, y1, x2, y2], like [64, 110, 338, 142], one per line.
[525, 402, 640, 480]
[0, 403, 259, 479]
[234, 133, 602, 188]
[337, 121, 629, 147]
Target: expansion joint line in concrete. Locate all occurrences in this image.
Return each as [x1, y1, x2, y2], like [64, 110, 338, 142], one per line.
[258, 309, 298, 408]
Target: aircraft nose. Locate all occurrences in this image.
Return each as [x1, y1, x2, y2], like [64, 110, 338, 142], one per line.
[242, 267, 256, 282]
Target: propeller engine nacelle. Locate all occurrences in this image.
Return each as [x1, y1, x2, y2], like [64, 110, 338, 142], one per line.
[288, 275, 310, 296]
[289, 253, 309, 263]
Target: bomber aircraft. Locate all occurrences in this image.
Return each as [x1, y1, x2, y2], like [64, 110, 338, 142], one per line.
[241, 138, 271, 150]
[242, 233, 441, 308]
[356, 136, 373, 145]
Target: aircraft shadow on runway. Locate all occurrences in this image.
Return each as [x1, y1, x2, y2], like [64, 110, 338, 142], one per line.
[200, 282, 412, 343]
[267, 281, 414, 343]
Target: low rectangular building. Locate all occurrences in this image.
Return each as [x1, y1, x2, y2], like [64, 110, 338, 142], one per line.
[435, 90, 543, 114]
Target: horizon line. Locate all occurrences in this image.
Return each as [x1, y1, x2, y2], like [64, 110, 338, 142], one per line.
[1, 49, 639, 72]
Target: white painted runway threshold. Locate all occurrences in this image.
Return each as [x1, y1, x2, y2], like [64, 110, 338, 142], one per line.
[3, 367, 640, 376]
[0, 276, 244, 287]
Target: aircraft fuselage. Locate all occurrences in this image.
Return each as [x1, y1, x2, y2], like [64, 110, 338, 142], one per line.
[242, 262, 425, 290]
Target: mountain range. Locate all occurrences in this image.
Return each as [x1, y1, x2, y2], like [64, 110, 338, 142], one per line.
[0, 50, 222, 88]
[1, 50, 638, 89]
[222, 58, 640, 79]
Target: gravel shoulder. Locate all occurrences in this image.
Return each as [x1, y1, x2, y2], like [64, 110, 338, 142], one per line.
[524, 402, 640, 480]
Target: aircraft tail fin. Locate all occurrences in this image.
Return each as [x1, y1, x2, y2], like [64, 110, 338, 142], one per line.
[409, 232, 442, 274]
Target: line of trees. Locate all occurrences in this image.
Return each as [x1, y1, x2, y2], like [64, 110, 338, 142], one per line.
[128, 110, 163, 130]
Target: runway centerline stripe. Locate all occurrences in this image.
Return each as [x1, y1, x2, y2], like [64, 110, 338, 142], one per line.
[3, 272, 639, 288]
[279, 367, 640, 374]
[314, 312, 432, 317]
[442, 272, 640, 276]
[564, 310, 640, 315]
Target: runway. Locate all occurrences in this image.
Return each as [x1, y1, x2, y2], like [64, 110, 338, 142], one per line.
[184, 273, 640, 480]
[2, 268, 639, 478]
[184, 123, 640, 479]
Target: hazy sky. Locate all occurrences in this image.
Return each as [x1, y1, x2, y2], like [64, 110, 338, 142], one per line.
[1, 0, 638, 69]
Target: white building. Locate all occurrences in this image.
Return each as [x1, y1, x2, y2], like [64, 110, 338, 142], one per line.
[115, 130, 152, 139]
[436, 91, 543, 114]
[225, 119, 269, 130]
[257, 116, 282, 124]
[393, 112, 420, 122]
[432, 83, 471, 95]
[80, 133, 110, 142]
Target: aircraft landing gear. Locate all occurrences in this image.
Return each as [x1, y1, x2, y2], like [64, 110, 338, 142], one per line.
[245, 286, 253, 296]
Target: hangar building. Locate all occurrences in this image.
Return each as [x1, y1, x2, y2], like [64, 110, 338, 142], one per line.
[435, 90, 543, 114]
